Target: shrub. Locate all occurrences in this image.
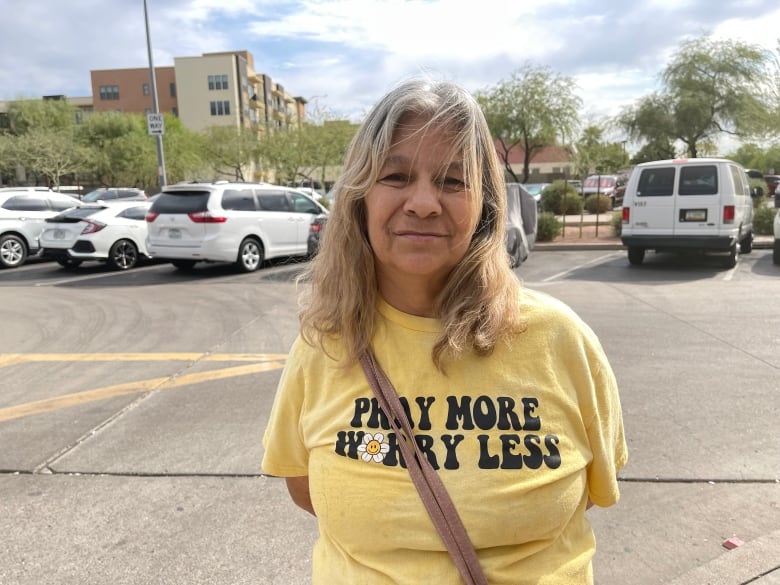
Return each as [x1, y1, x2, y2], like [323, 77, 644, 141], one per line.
[540, 181, 582, 215]
[753, 206, 776, 235]
[584, 194, 612, 214]
[536, 212, 562, 241]
[611, 210, 623, 237]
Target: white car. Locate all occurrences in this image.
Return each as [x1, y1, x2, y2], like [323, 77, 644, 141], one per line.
[0, 189, 83, 268]
[145, 181, 329, 272]
[39, 201, 152, 270]
[773, 207, 780, 265]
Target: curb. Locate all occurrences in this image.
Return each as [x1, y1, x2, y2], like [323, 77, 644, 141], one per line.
[666, 529, 780, 585]
[534, 239, 774, 252]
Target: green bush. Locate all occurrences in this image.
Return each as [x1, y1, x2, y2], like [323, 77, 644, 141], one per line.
[536, 212, 562, 241]
[754, 206, 776, 235]
[584, 194, 612, 214]
[540, 181, 583, 215]
[611, 210, 623, 237]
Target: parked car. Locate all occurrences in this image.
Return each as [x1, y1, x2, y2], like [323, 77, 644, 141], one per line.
[39, 201, 152, 270]
[764, 174, 780, 197]
[773, 207, 780, 265]
[582, 174, 628, 208]
[81, 188, 147, 203]
[504, 183, 537, 268]
[307, 214, 328, 257]
[522, 183, 550, 207]
[0, 189, 83, 268]
[145, 181, 329, 272]
[621, 158, 755, 267]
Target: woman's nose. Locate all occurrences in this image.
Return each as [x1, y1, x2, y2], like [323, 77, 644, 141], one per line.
[403, 179, 442, 217]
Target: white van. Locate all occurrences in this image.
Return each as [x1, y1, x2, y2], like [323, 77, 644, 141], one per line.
[621, 158, 755, 267]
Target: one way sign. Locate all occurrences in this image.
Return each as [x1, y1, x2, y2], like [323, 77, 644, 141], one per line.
[147, 113, 165, 136]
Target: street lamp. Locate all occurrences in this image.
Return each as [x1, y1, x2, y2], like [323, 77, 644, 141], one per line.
[144, 0, 167, 188]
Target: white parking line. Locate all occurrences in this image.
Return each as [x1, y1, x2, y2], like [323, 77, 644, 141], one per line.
[34, 264, 160, 287]
[541, 252, 624, 282]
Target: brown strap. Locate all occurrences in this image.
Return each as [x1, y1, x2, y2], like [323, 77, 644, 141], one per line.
[359, 350, 489, 585]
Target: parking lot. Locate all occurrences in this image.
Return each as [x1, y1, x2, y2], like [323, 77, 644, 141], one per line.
[1, 250, 779, 585]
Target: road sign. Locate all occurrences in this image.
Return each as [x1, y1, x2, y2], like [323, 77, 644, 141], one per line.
[147, 113, 164, 136]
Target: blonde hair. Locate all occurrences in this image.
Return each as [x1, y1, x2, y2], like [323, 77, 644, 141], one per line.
[298, 78, 525, 370]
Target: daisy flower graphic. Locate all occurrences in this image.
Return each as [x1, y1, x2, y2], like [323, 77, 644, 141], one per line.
[357, 432, 390, 463]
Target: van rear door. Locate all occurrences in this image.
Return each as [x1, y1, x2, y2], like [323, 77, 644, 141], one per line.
[629, 166, 676, 237]
[674, 164, 720, 237]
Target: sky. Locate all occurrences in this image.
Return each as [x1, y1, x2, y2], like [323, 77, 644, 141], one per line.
[1, 0, 779, 150]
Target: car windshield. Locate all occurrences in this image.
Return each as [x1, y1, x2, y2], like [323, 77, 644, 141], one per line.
[151, 191, 210, 213]
[48, 206, 104, 222]
[585, 177, 616, 188]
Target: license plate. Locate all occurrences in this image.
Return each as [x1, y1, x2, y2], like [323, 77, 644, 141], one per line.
[681, 209, 706, 222]
[167, 228, 181, 239]
[53, 229, 66, 239]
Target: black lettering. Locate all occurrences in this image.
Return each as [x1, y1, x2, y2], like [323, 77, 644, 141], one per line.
[523, 434, 543, 469]
[414, 434, 439, 470]
[499, 434, 523, 469]
[446, 396, 474, 430]
[366, 397, 391, 430]
[415, 396, 435, 430]
[473, 396, 497, 430]
[543, 435, 561, 469]
[496, 396, 523, 430]
[334, 430, 364, 459]
[522, 397, 541, 431]
[441, 434, 464, 469]
[350, 398, 371, 427]
[477, 434, 500, 469]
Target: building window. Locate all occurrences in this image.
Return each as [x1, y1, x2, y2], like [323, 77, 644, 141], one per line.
[143, 83, 150, 96]
[208, 74, 229, 90]
[172, 106, 178, 117]
[209, 101, 231, 116]
[170, 82, 176, 98]
[99, 85, 120, 100]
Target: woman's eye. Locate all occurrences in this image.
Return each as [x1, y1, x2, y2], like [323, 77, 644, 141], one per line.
[440, 176, 466, 192]
[378, 173, 408, 186]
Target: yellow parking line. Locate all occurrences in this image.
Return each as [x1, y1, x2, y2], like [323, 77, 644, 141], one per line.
[0, 360, 286, 423]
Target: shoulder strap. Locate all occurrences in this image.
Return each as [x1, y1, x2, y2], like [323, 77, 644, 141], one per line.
[359, 350, 489, 585]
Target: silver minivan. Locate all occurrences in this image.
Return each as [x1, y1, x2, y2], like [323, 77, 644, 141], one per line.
[621, 158, 755, 267]
[145, 181, 328, 272]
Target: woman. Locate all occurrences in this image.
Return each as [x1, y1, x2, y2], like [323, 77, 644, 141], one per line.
[262, 78, 627, 584]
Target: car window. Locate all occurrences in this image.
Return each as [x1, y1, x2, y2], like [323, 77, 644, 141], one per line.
[221, 189, 257, 211]
[290, 193, 321, 214]
[151, 191, 210, 213]
[637, 167, 675, 197]
[679, 165, 718, 196]
[257, 192, 292, 211]
[117, 206, 149, 221]
[49, 197, 80, 211]
[2, 196, 49, 211]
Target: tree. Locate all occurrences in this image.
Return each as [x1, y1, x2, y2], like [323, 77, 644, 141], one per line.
[618, 36, 779, 157]
[476, 63, 581, 182]
[573, 125, 629, 177]
[201, 125, 258, 181]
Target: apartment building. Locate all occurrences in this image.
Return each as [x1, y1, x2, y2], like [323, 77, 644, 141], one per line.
[91, 66, 177, 115]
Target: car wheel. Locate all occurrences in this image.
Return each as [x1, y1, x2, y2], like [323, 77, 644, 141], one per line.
[627, 246, 645, 265]
[739, 232, 753, 254]
[773, 240, 780, 266]
[172, 260, 197, 271]
[0, 234, 28, 269]
[107, 239, 139, 270]
[236, 237, 263, 273]
[724, 242, 739, 268]
[56, 258, 83, 269]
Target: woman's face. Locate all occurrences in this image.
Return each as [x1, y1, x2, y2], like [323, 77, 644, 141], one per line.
[364, 116, 480, 300]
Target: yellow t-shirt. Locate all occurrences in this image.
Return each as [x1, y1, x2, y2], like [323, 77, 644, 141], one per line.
[262, 288, 627, 585]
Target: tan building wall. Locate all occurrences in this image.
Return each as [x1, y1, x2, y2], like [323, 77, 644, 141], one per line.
[90, 67, 177, 115]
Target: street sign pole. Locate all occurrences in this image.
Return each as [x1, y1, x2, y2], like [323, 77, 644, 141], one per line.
[144, 0, 167, 188]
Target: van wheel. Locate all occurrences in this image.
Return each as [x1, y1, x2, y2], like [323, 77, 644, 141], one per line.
[724, 242, 739, 268]
[773, 240, 780, 265]
[237, 237, 263, 273]
[740, 232, 753, 254]
[627, 246, 645, 265]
